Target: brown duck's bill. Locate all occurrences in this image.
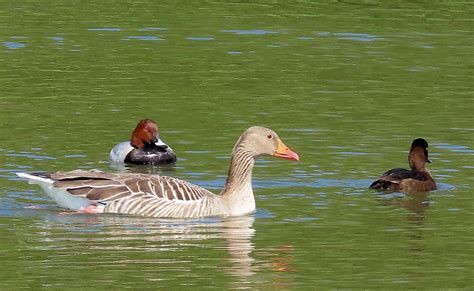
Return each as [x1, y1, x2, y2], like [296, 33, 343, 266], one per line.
[274, 140, 299, 161]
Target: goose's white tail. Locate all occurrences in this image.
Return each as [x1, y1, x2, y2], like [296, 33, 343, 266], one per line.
[16, 172, 97, 211]
[16, 172, 54, 185]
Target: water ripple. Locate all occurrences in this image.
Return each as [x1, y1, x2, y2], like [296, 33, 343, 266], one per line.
[125, 36, 164, 41]
[3, 41, 25, 49]
[48, 36, 63, 41]
[335, 32, 384, 42]
[139, 27, 167, 31]
[186, 37, 215, 41]
[6, 152, 56, 160]
[434, 143, 473, 154]
[88, 28, 121, 31]
[221, 29, 277, 35]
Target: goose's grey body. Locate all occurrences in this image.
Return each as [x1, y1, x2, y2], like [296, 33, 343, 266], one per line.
[18, 171, 232, 218]
[17, 126, 299, 218]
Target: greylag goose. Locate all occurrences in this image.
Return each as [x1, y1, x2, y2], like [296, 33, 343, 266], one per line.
[109, 119, 177, 165]
[369, 138, 437, 192]
[17, 126, 299, 218]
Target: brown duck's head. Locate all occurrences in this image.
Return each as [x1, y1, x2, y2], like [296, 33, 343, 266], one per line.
[235, 126, 299, 161]
[408, 138, 431, 170]
[130, 119, 159, 149]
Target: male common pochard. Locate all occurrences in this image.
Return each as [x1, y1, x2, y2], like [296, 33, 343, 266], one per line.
[109, 119, 177, 165]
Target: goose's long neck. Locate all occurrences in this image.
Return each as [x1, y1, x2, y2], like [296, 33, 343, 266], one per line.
[221, 145, 255, 197]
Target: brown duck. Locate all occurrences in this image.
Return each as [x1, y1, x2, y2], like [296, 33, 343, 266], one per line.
[369, 138, 437, 192]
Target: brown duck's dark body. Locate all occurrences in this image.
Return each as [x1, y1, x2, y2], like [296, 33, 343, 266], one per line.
[369, 138, 437, 192]
[369, 168, 436, 192]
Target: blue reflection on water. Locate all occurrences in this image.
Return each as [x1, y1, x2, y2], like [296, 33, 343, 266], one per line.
[47, 36, 64, 42]
[64, 154, 86, 158]
[88, 28, 121, 31]
[4, 42, 25, 49]
[316, 32, 331, 36]
[186, 37, 214, 41]
[221, 29, 277, 35]
[193, 178, 377, 190]
[335, 32, 383, 42]
[336, 151, 367, 156]
[124, 36, 163, 41]
[47, 36, 64, 46]
[6, 151, 56, 160]
[0, 167, 31, 179]
[139, 27, 167, 31]
[433, 143, 473, 154]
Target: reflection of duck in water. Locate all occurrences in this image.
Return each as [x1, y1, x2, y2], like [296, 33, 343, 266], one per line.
[369, 138, 436, 192]
[109, 119, 177, 165]
[379, 192, 431, 225]
[17, 126, 299, 218]
[399, 192, 430, 219]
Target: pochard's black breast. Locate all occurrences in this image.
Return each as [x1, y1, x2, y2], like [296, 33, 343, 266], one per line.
[125, 144, 177, 165]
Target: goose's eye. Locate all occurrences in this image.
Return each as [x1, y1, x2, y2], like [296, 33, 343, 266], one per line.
[267, 134, 273, 139]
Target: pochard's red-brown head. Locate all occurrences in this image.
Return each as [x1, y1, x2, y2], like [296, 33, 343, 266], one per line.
[130, 119, 159, 149]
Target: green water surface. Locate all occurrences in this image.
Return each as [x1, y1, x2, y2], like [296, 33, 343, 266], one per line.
[1, 1, 473, 289]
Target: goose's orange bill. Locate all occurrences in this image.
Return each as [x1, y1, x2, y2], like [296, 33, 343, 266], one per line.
[274, 140, 299, 161]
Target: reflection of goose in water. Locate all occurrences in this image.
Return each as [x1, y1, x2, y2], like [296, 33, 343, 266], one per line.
[34, 214, 257, 279]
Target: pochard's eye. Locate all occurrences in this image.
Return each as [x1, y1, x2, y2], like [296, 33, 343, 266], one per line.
[267, 134, 273, 139]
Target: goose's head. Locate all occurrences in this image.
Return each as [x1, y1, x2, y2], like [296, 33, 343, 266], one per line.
[408, 138, 431, 170]
[235, 126, 299, 161]
[130, 119, 160, 149]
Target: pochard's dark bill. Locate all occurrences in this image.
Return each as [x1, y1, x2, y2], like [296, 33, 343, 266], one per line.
[152, 138, 170, 152]
[274, 140, 299, 161]
[427, 159, 432, 163]
[156, 144, 169, 152]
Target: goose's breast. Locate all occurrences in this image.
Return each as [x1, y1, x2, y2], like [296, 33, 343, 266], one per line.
[104, 194, 226, 218]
